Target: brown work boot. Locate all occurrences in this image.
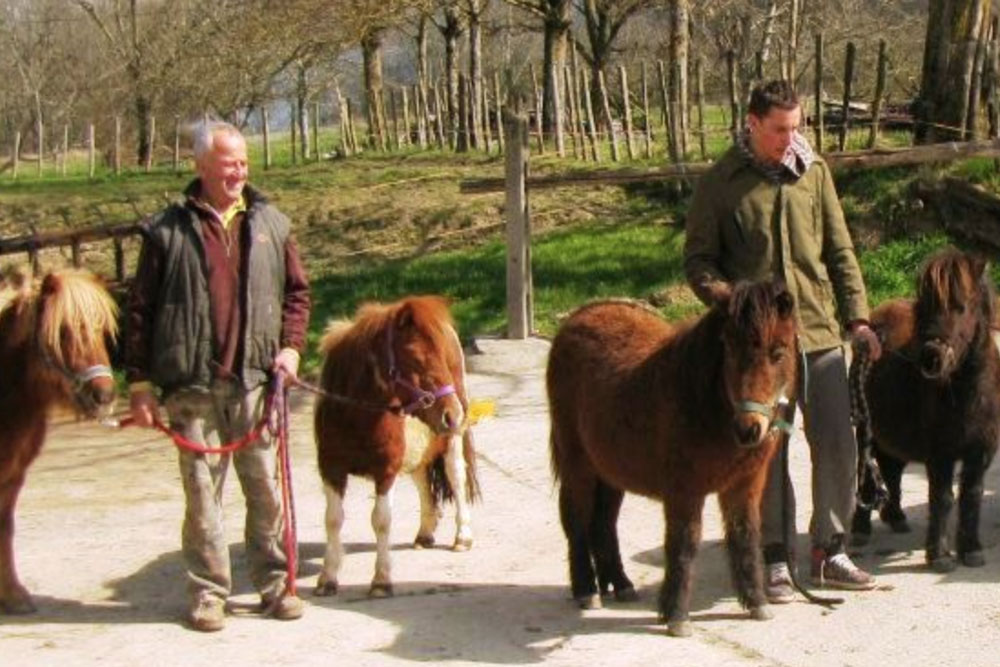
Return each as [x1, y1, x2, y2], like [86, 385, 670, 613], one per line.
[262, 593, 305, 621]
[188, 596, 226, 632]
[810, 536, 876, 591]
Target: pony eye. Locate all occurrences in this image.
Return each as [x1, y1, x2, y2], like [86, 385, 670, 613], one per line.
[769, 348, 786, 363]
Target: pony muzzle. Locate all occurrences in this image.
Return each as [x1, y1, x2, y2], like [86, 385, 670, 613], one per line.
[735, 397, 791, 448]
[919, 341, 955, 380]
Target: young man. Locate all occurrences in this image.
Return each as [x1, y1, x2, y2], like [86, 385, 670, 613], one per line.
[125, 122, 311, 631]
[683, 80, 882, 601]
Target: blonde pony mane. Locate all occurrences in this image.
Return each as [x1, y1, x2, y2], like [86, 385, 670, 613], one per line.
[5, 269, 119, 366]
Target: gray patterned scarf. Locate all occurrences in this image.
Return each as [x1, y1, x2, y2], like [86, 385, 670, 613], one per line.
[737, 128, 815, 183]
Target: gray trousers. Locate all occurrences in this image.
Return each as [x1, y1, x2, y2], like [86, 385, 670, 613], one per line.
[761, 346, 858, 550]
[165, 383, 290, 604]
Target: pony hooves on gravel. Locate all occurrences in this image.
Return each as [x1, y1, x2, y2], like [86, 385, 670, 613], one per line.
[614, 586, 639, 602]
[313, 580, 339, 597]
[413, 534, 435, 549]
[452, 536, 473, 552]
[369, 583, 394, 598]
[667, 620, 693, 637]
[960, 550, 986, 567]
[749, 605, 773, 621]
[928, 554, 957, 573]
[0, 594, 37, 615]
[575, 593, 602, 610]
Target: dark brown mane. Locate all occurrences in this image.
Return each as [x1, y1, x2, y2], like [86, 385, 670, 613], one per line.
[917, 248, 994, 327]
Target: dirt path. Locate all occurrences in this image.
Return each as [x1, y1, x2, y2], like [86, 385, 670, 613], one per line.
[4, 337, 1000, 666]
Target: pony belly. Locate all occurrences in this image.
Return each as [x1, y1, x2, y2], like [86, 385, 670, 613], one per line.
[400, 417, 440, 475]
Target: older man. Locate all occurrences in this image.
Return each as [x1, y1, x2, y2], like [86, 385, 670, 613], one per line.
[125, 121, 310, 631]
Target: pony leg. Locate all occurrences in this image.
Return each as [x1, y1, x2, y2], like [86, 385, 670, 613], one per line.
[661, 495, 706, 638]
[370, 484, 395, 597]
[956, 449, 991, 567]
[316, 479, 347, 597]
[445, 434, 473, 551]
[411, 466, 440, 549]
[925, 459, 957, 573]
[719, 478, 771, 621]
[589, 481, 635, 601]
[558, 471, 600, 609]
[0, 476, 34, 614]
[877, 454, 910, 533]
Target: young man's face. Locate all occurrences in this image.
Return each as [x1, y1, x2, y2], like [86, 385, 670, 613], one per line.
[747, 105, 801, 165]
[196, 131, 248, 210]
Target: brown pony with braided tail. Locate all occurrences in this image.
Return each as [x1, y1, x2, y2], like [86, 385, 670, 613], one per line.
[547, 280, 797, 637]
[851, 248, 1000, 572]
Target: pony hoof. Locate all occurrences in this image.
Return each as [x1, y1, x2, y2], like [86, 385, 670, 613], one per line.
[575, 593, 602, 610]
[927, 555, 957, 573]
[960, 550, 986, 568]
[667, 620, 693, 638]
[313, 580, 339, 597]
[749, 605, 773, 621]
[369, 583, 394, 598]
[413, 534, 436, 549]
[887, 519, 911, 534]
[1, 596, 37, 615]
[452, 537, 473, 552]
[614, 586, 639, 603]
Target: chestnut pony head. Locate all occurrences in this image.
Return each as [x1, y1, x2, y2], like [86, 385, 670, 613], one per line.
[718, 280, 798, 447]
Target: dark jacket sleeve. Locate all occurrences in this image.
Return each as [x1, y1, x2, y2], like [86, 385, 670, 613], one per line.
[280, 235, 311, 353]
[124, 232, 163, 384]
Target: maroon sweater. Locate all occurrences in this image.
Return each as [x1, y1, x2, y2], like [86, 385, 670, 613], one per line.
[126, 184, 310, 384]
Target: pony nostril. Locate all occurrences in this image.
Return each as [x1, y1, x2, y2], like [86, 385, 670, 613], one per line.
[920, 346, 942, 376]
[736, 421, 761, 445]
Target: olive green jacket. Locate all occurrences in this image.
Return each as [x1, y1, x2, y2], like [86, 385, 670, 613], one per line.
[683, 146, 869, 352]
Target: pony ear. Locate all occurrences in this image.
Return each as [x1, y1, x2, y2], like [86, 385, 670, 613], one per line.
[395, 302, 415, 330]
[39, 272, 62, 297]
[770, 281, 795, 319]
[968, 253, 988, 281]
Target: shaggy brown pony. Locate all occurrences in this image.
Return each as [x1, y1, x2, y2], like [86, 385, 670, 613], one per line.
[851, 248, 1000, 572]
[313, 295, 480, 598]
[547, 280, 797, 637]
[0, 269, 117, 613]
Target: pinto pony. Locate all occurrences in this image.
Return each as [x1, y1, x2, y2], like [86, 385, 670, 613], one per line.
[0, 269, 118, 613]
[547, 281, 797, 637]
[851, 248, 1000, 572]
[313, 295, 480, 597]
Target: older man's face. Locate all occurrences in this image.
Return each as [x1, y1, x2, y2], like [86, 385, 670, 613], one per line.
[197, 131, 248, 210]
[747, 105, 801, 165]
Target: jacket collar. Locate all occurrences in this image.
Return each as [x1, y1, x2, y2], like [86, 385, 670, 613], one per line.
[182, 179, 267, 213]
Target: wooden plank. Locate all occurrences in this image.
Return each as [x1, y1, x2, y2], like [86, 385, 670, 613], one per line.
[0, 221, 142, 256]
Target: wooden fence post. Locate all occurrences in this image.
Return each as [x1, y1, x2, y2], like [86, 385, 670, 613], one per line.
[145, 115, 156, 172]
[529, 63, 545, 154]
[173, 115, 181, 172]
[868, 39, 888, 149]
[114, 116, 122, 175]
[262, 107, 272, 168]
[36, 117, 43, 177]
[114, 237, 125, 282]
[642, 62, 653, 159]
[695, 58, 708, 160]
[88, 123, 95, 179]
[503, 110, 532, 340]
[581, 69, 601, 162]
[313, 100, 321, 160]
[12, 131, 20, 179]
[839, 41, 856, 151]
[598, 70, 620, 162]
[62, 124, 69, 176]
[619, 65, 635, 160]
[815, 32, 825, 151]
[727, 50, 741, 142]
[493, 72, 505, 153]
[658, 60, 676, 162]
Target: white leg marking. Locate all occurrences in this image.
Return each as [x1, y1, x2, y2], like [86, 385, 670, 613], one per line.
[445, 435, 473, 550]
[317, 483, 345, 594]
[371, 486, 395, 593]
[412, 467, 440, 547]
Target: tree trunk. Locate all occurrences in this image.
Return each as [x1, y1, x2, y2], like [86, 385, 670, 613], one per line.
[541, 0, 572, 135]
[917, 0, 990, 143]
[440, 8, 464, 149]
[468, 0, 485, 150]
[135, 93, 151, 166]
[669, 0, 690, 156]
[361, 30, 386, 150]
[297, 64, 310, 160]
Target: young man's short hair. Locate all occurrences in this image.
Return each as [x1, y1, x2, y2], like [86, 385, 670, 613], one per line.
[748, 80, 799, 118]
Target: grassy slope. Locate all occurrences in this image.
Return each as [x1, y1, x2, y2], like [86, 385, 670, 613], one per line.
[1, 146, 994, 373]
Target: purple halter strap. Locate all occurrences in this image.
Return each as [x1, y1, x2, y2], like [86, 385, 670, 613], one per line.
[385, 323, 456, 415]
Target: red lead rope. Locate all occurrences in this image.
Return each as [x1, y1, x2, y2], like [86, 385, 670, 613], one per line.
[119, 375, 299, 604]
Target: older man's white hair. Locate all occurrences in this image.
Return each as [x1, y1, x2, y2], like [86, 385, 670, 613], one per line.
[192, 121, 244, 160]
